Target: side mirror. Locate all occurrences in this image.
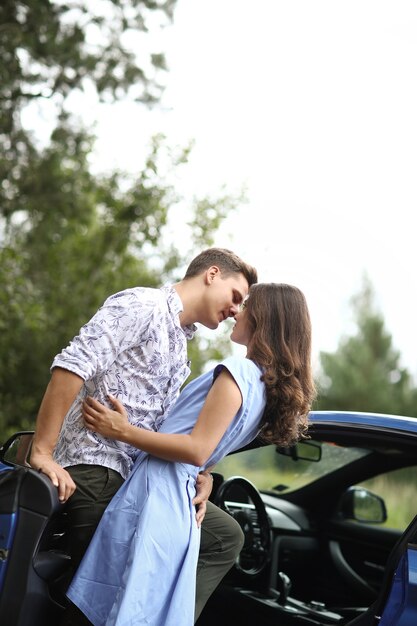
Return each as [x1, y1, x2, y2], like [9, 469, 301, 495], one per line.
[0, 431, 34, 466]
[339, 486, 387, 524]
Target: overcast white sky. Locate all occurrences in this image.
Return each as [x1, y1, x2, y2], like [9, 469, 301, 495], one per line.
[28, 1, 417, 375]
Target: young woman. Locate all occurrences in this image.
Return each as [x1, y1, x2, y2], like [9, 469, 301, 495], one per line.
[67, 283, 316, 626]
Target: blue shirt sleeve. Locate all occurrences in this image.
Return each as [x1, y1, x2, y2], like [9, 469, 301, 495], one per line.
[213, 356, 263, 405]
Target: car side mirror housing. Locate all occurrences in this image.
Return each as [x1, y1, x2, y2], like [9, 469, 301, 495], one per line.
[0, 431, 34, 466]
[339, 486, 387, 524]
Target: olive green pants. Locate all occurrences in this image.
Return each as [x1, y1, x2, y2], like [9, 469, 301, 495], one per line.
[59, 464, 244, 625]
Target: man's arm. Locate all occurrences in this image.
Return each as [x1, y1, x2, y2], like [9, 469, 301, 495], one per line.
[30, 367, 84, 502]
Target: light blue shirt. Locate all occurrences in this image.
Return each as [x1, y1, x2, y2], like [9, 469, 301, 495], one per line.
[68, 356, 266, 626]
[53, 285, 196, 479]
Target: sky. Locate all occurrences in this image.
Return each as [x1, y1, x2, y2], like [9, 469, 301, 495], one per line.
[26, 1, 417, 376]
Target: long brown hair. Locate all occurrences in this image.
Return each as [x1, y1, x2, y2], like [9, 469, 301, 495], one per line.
[245, 283, 316, 446]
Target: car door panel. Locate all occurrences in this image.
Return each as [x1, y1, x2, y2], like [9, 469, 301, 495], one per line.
[324, 520, 401, 594]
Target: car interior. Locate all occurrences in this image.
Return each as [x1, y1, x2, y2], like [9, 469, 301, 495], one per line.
[1, 424, 417, 626]
[196, 425, 417, 625]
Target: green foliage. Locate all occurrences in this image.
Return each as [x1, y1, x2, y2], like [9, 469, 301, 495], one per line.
[316, 277, 417, 416]
[0, 0, 239, 441]
[0, 121, 239, 439]
[187, 187, 246, 250]
[360, 468, 417, 530]
[0, 0, 175, 127]
[0, 0, 176, 216]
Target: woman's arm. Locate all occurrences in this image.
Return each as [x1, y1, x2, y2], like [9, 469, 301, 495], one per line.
[82, 369, 242, 467]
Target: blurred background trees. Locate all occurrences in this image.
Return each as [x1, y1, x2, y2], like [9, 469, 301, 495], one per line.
[0, 1, 416, 441]
[0, 0, 236, 439]
[316, 278, 417, 416]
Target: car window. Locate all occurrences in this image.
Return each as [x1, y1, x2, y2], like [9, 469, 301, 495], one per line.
[356, 467, 417, 530]
[215, 441, 370, 493]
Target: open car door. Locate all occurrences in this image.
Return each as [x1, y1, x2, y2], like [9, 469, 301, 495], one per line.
[0, 432, 70, 626]
[349, 514, 417, 626]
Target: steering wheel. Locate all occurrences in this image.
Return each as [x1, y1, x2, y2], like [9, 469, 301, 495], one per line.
[214, 476, 271, 576]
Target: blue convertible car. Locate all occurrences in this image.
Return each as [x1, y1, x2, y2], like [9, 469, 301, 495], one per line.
[1, 411, 417, 626]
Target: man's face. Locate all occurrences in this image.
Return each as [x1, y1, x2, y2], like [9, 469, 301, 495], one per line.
[202, 271, 249, 330]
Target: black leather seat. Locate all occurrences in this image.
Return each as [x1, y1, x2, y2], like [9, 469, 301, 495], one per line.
[0, 465, 70, 626]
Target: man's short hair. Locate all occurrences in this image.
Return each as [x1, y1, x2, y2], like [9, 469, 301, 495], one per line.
[183, 248, 258, 286]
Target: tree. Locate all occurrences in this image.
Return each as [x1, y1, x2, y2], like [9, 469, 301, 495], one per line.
[0, 1, 174, 117]
[1, 0, 177, 217]
[316, 277, 417, 416]
[0, 119, 239, 439]
[0, 1, 240, 440]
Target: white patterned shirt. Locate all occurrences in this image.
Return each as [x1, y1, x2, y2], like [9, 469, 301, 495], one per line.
[52, 285, 196, 479]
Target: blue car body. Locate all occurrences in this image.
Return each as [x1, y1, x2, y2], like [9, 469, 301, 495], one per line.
[310, 409, 417, 435]
[1, 411, 417, 626]
[378, 548, 417, 626]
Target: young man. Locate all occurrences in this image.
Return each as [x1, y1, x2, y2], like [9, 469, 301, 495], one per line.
[30, 248, 258, 624]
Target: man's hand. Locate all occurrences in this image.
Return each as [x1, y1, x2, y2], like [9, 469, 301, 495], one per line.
[82, 395, 129, 440]
[193, 471, 213, 527]
[30, 452, 76, 503]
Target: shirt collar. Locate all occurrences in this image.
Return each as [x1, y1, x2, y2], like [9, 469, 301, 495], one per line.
[161, 284, 197, 340]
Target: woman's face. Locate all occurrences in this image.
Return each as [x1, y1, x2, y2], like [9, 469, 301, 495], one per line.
[230, 301, 253, 347]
